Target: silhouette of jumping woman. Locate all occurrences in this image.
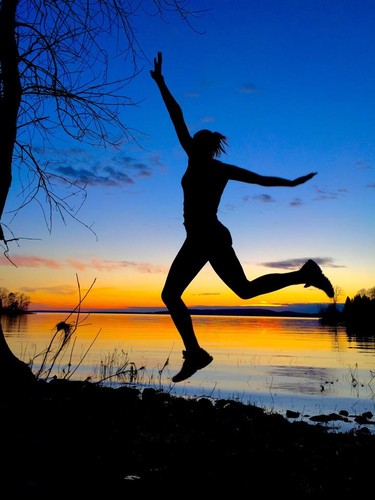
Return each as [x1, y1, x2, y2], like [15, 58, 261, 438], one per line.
[151, 52, 334, 383]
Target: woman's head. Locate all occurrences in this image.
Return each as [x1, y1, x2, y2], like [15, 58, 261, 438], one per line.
[192, 129, 227, 158]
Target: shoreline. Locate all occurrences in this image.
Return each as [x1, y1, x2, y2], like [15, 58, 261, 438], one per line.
[3, 378, 375, 495]
[25, 307, 326, 317]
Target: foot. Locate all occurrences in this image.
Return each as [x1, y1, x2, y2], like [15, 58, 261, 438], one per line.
[172, 348, 213, 383]
[301, 260, 334, 298]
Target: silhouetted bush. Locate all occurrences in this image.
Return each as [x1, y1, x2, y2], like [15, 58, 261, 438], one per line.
[319, 291, 375, 335]
[342, 294, 375, 328]
[0, 288, 30, 314]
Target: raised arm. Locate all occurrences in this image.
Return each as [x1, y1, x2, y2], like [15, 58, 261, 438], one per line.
[223, 164, 317, 187]
[150, 52, 192, 155]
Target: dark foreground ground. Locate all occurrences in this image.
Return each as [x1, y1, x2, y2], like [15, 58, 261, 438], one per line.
[3, 378, 375, 497]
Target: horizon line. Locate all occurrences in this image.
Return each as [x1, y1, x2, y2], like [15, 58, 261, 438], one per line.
[28, 302, 341, 315]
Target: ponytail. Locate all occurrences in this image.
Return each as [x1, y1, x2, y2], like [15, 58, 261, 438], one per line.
[212, 132, 228, 157]
[192, 129, 228, 158]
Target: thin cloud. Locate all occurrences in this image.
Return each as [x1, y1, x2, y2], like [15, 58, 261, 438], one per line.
[222, 203, 237, 212]
[65, 258, 88, 271]
[115, 155, 152, 177]
[35, 146, 153, 187]
[56, 164, 134, 186]
[313, 186, 348, 201]
[201, 116, 215, 123]
[66, 258, 165, 274]
[132, 163, 153, 178]
[290, 197, 304, 207]
[356, 160, 372, 170]
[20, 284, 76, 296]
[55, 154, 153, 186]
[0, 255, 165, 274]
[199, 77, 216, 89]
[149, 152, 166, 170]
[0, 255, 62, 268]
[246, 194, 275, 204]
[260, 257, 345, 270]
[236, 84, 257, 94]
[185, 91, 201, 98]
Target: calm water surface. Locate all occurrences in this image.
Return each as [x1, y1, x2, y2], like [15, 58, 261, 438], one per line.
[3, 312, 375, 426]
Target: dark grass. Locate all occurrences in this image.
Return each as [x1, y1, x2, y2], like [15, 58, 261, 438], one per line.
[2, 378, 375, 497]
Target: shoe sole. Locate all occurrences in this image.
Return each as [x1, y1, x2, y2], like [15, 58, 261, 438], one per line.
[303, 260, 334, 298]
[172, 355, 213, 383]
[304, 275, 334, 298]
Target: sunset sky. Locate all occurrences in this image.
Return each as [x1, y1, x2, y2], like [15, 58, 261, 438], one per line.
[1, 0, 374, 312]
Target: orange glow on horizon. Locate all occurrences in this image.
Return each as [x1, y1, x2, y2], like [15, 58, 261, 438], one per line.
[27, 283, 347, 311]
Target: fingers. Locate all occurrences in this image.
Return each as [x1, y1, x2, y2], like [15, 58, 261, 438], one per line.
[150, 52, 163, 80]
[156, 52, 162, 70]
[152, 52, 162, 73]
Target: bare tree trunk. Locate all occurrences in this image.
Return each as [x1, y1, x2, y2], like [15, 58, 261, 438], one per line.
[0, 0, 21, 242]
[0, 1, 32, 393]
[0, 319, 36, 396]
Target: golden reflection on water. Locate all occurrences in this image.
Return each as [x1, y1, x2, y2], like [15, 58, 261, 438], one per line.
[3, 312, 375, 414]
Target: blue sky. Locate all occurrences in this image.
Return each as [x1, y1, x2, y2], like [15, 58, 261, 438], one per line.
[1, 0, 374, 311]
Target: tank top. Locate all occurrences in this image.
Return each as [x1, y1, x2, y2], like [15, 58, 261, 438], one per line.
[181, 158, 228, 231]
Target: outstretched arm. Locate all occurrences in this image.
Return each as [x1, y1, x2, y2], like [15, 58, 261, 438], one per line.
[150, 52, 192, 155]
[224, 164, 317, 187]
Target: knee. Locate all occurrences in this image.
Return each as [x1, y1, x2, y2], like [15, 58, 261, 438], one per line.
[161, 288, 168, 306]
[161, 286, 175, 307]
[234, 286, 255, 300]
[230, 284, 252, 300]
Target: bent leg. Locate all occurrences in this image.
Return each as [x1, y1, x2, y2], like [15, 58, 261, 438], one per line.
[210, 247, 334, 299]
[210, 246, 307, 300]
[162, 240, 208, 351]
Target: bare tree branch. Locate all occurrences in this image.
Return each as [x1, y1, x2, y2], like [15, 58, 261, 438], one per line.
[0, 0, 201, 246]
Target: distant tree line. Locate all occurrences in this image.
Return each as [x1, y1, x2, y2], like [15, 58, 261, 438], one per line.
[320, 287, 375, 330]
[0, 287, 30, 314]
[342, 292, 375, 326]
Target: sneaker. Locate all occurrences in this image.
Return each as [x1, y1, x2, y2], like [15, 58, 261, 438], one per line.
[301, 260, 334, 298]
[172, 348, 213, 383]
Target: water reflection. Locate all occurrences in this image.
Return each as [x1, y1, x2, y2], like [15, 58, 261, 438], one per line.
[3, 312, 375, 419]
[267, 365, 332, 394]
[1, 313, 29, 333]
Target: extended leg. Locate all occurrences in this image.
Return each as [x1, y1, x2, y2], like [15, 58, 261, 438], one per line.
[161, 240, 214, 382]
[161, 240, 207, 351]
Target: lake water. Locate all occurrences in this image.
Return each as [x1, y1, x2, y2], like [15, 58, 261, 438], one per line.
[3, 312, 375, 431]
